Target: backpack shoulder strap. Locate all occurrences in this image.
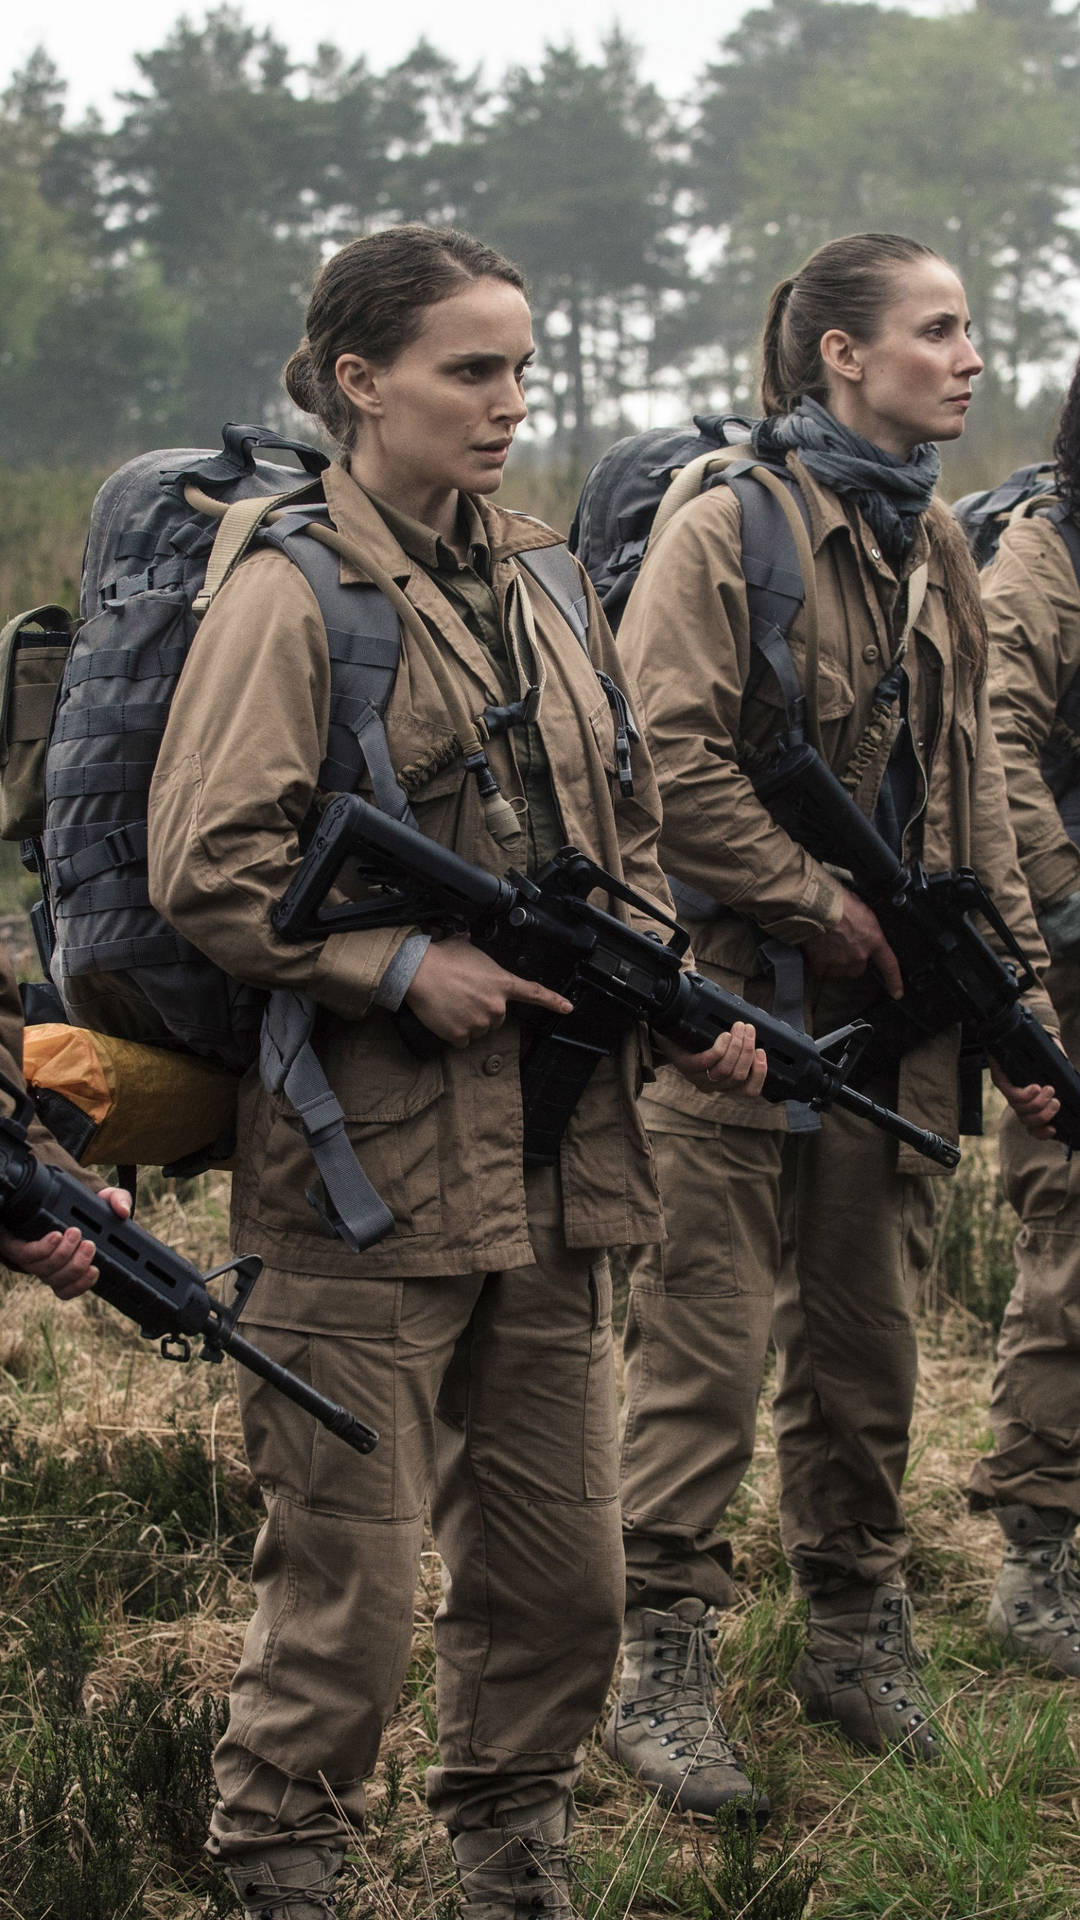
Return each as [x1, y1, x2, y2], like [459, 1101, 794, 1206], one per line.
[217, 501, 412, 1254]
[514, 542, 591, 653]
[190, 482, 320, 617]
[259, 507, 411, 823]
[651, 446, 818, 749]
[724, 459, 818, 748]
[1045, 499, 1080, 596]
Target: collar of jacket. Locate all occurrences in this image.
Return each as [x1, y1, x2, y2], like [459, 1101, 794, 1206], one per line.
[321, 463, 564, 589]
[786, 452, 942, 591]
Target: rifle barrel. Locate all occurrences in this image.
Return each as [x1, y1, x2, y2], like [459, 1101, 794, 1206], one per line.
[224, 1329, 378, 1454]
[833, 1083, 960, 1167]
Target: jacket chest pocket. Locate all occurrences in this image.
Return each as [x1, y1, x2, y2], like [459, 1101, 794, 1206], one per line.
[740, 654, 856, 758]
[337, 1034, 446, 1239]
[588, 697, 620, 778]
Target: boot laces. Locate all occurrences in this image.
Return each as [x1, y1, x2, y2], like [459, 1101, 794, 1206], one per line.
[1023, 1538, 1080, 1641]
[872, 1590, 926, 1670]
[1042, 1535, 1080, 1604]
[519, 1832, 573, 1912]
[864, 1592, 938, 1736]
[633, 1613, 739, 1770]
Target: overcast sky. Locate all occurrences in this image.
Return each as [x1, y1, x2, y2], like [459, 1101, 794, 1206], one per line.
[5, 0, 758, 120]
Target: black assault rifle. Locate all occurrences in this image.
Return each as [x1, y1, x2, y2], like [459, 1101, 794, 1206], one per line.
[272, 792, 959, 1169]
[0, 1079, 378, 1455]
[752, 742, 1080, 1150]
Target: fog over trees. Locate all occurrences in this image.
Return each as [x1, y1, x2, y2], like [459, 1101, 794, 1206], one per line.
[3, 0, 1078, 470]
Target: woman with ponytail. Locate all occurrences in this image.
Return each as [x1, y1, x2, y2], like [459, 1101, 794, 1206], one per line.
[604, 233, 1059, 1805]
[965, 353, 1080, 1676]
[145, 223, 760, 1919]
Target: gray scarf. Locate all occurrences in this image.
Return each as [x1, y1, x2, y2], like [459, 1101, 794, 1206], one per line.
[751, 397, 941, 570]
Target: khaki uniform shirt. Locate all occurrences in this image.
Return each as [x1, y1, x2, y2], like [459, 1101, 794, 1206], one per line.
[147, 466, 669, 1317]
[619, 455, 1052, 1170]
[982, 513, 1080, 911]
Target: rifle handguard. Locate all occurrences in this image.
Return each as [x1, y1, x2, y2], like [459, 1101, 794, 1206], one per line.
[0, 1085, 377, 1454]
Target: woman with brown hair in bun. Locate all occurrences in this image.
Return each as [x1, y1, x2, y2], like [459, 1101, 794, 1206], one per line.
[146, 223, 762, 1919]
[603, 232, 1060, 1809]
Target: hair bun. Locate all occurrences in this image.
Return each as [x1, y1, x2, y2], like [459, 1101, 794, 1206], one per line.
[284, 341, 318, 414]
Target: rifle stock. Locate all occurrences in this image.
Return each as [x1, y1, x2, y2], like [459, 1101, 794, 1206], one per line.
[274, 794, 960, 1169]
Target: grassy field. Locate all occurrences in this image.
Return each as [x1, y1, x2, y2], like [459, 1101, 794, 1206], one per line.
[1, 1141, 1078, 1920]
[1, 444, 1076, 1916]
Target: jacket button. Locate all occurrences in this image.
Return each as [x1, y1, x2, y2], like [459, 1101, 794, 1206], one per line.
[869, 546, 882, 560]
[863, 644, 880, 662]
[483, 1054, 504, 1075]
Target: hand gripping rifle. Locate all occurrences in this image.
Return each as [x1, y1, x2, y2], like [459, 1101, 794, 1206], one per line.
[272, 793, 958, 1169]
[0, 1079, 378, 1455]
[751, 741, 1080, 1150]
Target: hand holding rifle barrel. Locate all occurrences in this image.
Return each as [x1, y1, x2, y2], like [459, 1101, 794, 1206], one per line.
[0, 1075, 378, 1456]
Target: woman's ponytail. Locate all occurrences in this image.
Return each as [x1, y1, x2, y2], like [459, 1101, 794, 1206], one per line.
[759, 277, 799, 417]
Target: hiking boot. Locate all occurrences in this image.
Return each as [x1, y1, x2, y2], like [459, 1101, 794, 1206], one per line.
[790, 1582, 943, 1763]
[988, 1504, 1080, 1678]
[451, 1801, 579, 1920]
[224, 1843, 344, 1918]
[602, 1598, 767, 1822]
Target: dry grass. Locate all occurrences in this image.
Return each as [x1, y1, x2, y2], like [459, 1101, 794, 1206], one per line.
[1, 1146, 1079, 1918]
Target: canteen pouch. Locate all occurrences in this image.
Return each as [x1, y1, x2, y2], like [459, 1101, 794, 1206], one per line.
[0, 606, 73, 840]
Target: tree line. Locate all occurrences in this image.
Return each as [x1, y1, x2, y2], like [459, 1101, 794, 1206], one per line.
[3, 0, 1079, 473]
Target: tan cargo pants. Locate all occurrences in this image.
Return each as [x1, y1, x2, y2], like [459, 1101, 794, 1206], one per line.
[208, 1174, 623, 1862]
[620, 1097, 936, 1606]
[967, 957, 1080, 1515]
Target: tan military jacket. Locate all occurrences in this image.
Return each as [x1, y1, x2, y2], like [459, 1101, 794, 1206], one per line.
[148, 465, 668, 1313]
[982, 514, 1080, 911]
[619, 454, 1052, 1169]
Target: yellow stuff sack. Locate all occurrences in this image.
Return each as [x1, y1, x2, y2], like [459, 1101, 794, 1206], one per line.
[23, 1024, 238, 1169]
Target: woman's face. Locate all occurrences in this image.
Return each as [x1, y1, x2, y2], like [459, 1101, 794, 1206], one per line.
[821, 257, 984, 459]
[336, 277, 534, 529]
